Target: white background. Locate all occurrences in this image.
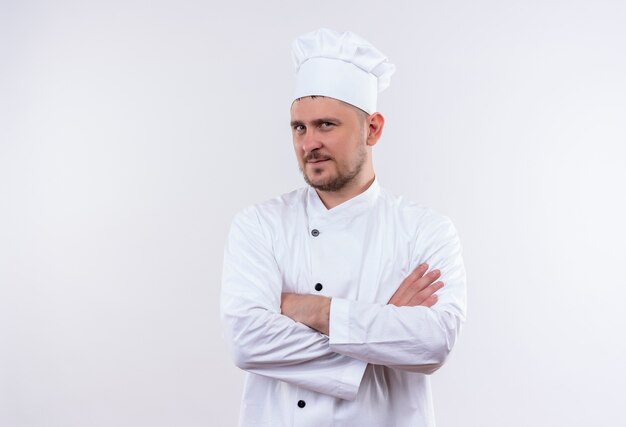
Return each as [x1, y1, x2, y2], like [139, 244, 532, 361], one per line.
[1, 0, 625, 426]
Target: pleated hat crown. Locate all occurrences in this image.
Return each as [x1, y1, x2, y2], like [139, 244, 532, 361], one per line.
[291, 28, 395, 114]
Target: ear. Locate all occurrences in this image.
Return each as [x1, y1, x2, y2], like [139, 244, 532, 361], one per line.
[366, 112, 385, 147]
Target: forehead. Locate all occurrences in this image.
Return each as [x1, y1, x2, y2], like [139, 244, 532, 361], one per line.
[290, 96, 358, 121]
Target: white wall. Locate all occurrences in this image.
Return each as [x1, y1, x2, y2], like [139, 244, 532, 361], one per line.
[1, 0, 625, 426]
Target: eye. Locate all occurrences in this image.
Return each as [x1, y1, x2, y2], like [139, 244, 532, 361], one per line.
[292, 124, 305, 133]
[320, 122, 334, 130]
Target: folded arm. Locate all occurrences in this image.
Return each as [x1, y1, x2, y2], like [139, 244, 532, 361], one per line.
[281, 261, 442, 335]
[220, 207, 367, 400]
[281, 215, 467, 374]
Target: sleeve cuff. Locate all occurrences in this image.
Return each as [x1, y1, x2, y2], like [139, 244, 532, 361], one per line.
[332, 356, 368, 400]
[328, 298, 368, 400]
[329, 297, 353, 345]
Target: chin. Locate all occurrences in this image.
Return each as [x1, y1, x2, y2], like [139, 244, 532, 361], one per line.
[308, 175, 348, 192]
[307, 171, 333, 185]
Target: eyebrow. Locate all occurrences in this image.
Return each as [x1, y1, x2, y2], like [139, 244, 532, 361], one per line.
[290, 117, 342, 127]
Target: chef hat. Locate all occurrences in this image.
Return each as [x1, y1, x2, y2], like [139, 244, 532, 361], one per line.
[291, 28, 395, 114]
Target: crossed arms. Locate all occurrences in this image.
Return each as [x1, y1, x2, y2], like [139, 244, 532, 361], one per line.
[221, 206, 466, 400]
[281, 262, 444, 335]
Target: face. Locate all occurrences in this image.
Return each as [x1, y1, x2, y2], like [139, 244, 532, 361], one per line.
[290, 96, 369, 192]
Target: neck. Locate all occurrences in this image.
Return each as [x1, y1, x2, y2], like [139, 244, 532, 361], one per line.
[316, 173, 376, 209]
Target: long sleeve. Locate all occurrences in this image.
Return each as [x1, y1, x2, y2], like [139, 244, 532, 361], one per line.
[220, 207, 367, 400]
[328, 214, 466, 374]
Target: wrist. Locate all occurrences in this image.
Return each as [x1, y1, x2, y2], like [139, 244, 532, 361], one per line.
[313, 296, 331, 335]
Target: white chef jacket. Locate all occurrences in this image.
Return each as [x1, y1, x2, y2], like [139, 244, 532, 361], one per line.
[221, 178, 466, 427]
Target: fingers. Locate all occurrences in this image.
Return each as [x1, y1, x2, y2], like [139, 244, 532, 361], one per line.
[408, 280, 444, 306]
[388, 263, 429, 305]
[388, 265, 444, 307]
[420, 294, 438, 308]
[405, 263, 430, 284]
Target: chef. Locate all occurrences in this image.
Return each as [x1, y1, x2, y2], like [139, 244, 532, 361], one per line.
[221, 28, 467, 427]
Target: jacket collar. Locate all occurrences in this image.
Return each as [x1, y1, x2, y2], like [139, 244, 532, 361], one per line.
[306, 177, 381, 224]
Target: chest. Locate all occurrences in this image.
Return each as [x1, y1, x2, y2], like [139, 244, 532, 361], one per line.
[275, 212, 414, 304]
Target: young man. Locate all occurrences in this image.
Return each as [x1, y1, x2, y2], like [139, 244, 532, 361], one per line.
[221, 28, 467, 427]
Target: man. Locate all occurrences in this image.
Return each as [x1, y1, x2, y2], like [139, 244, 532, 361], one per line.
[221, 28, 466, 427]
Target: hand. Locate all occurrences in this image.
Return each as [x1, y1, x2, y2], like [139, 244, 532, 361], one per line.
[281, 293, 331, 335]
[387, 263, 443, 307]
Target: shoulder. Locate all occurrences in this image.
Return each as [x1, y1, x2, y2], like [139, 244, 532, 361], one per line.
[378, 188, 462, 267]
[378, 187, 455, 235]
[231, 187, 308, 233]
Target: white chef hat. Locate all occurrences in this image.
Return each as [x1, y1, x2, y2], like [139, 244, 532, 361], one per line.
[291, 28, 396, 114]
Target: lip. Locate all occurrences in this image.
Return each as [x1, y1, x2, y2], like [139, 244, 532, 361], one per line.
[307, 158, 330, 164]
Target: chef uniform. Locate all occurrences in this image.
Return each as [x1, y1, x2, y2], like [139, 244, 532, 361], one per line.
[221, 28, 467, 427]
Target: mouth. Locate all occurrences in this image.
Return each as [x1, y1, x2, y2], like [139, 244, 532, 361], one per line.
[305, 155, 332, 164]
[307, 158, 330, 164]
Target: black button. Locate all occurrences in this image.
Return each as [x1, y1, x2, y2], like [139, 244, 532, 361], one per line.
[314, 283, 323, 291]
[311, 229, 320, 237]
[297, 400, 306, 408]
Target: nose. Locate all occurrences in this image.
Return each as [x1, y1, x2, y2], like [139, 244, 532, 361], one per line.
[300, 129, 322, 155]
